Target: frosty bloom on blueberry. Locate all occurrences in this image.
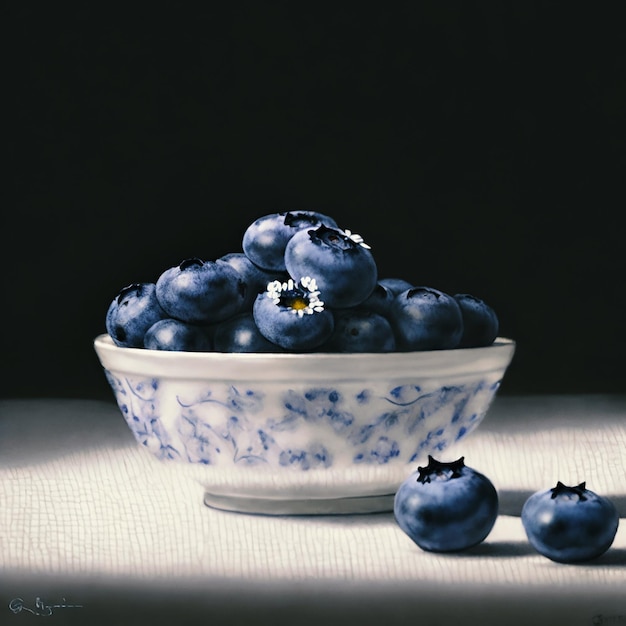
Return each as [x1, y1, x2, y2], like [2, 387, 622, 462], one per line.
[253, 276, 334, 350]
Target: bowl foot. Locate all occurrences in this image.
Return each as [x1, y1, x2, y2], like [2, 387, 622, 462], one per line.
[203, 491, 395, 515]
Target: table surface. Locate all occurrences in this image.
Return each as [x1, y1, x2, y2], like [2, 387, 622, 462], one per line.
[1, 394, 625, 626]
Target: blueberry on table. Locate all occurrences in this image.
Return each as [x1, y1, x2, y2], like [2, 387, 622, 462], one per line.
[394, 456, 499, 552]
[155, 258, 246, 325]
[144, 318, 213, 352]
[106, 282, 167, 348]
[320, 308, 396, 353]
[213, 312, 285, 353]
[253, 277, 334, 351]
[389, 286, 463, 351]
[284, 224, 378, 309]
[521, 481, 619, 563]
[242, 211, 338, 272]
[454, 293, 499, 348]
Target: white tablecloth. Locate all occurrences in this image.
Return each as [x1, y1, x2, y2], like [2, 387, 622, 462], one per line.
[1, 395, 625, 626]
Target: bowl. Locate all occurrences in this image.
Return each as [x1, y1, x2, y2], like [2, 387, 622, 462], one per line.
[94, 334, 515, 515]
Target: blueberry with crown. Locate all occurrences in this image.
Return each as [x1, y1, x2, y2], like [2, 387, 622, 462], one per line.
[522, 481, 619, 563]
[394, 456, 499, 552]
[390, 286, 463, 350]
[155, 258, 246, 325]
[284, 224, 378, 309]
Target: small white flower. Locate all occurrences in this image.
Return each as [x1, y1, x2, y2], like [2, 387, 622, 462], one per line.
[264, 276, 325, 315]
[266, 280, 284, 304]
[342, 229, 371, 249]
[300, 276, 319, 292]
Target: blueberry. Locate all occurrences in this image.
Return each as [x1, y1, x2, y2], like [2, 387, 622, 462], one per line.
[454, 293, 499, 348]
[144, 318, 213, 352]
[284, 224, 378, 309]
[213, 312, 285, 353]
[217, 252, 287, 312]
[389, 286, 463, 351]
[242, 211, 339, 271]
[521, 482, 619, 563]
[155, 258, 246, 325]
[360, 282, 397, 317]
[252, 277, 334, 351]
[321, 308, 396, 353]
[105, 282, 167, 348]
[394, 456, 499, 552]
[379, 277, 413, 295]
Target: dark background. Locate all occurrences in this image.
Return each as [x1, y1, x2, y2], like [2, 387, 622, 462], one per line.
[4, 2, 625, 400]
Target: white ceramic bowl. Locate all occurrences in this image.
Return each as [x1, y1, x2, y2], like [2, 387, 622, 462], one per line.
[94, 334, 515, 514]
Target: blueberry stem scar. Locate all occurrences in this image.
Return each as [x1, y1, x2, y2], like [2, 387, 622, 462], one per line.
[417, 455, 465, 483]
[550, 481, 588, 501]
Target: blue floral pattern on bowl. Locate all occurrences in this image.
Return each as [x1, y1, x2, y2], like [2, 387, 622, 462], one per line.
[105, 370, 501, 470]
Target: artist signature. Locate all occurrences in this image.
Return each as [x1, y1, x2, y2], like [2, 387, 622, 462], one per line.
[592, 616, 626, 625]
[8, 597, 83, 616]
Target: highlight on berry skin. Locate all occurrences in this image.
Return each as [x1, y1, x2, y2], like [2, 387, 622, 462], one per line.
[265, 276, 326, 317]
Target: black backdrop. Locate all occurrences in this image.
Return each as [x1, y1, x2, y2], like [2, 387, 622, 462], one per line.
[5, 2, 625, 400]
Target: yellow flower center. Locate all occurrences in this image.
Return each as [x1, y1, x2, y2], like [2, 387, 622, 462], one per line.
[285, 296, 309, 311]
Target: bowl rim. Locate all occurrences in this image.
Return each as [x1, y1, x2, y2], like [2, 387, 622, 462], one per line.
[94, 333, 515, 382]
[94, 332, 515, 358]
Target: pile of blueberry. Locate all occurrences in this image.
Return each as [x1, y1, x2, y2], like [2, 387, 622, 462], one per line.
[105, 211, 499, 353]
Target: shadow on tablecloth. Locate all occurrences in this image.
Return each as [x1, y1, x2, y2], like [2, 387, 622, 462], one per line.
[0, 398, 134, 468]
